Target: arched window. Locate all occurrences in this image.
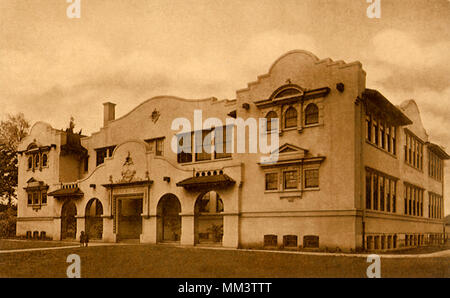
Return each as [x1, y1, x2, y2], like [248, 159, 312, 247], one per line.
[305, 104, 319, 125]
[28, 156, 33, 169]
[42, 153, 48, 167]
[34, 154, 40, 168]
[284, 107, 297, 128]
[265, 111, 278, 132]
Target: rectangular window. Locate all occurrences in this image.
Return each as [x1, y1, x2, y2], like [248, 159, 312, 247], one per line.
[380, 176, 385, 211]
[365, 171, 371, 209]
[373, 173, 378, 210]
[283, 170, 298, 190]
[366, 114, 372, 141]
[380, 122, 385, 149]
[41, 192, 47, 205]
[176, 132, 193, 163]
[304, 169, 319, 188]
[27, 193, 32, 205]
[265, 173, 278, 190]
[404, 130, 423, 170]
[195, 130, 212, 161]
[392, 181, 396, 213]
[155, 138, 164, 156]
[386, 179, 391, 212]
[214, 126, 232, 159]
[392, 126, 396, 155]
[373, 118, 379, 146]
[386, 126, 391, 152]
[32, 192, 39, 205]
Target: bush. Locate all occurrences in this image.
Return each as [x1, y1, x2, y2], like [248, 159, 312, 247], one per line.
[0, 206, 17, 238]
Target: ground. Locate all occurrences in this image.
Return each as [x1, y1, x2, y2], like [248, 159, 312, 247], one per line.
[0, 240, 448, 278]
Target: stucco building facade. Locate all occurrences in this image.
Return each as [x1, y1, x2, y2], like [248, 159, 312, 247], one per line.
[16, 50, 448, 251]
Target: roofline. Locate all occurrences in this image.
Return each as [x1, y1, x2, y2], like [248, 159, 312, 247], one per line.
[362, 89, 413, 126]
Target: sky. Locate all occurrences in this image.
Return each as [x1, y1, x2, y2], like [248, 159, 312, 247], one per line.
[0, 0, 449, 212]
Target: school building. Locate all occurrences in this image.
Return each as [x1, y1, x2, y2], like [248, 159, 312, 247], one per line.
[16, 50, 448, 251]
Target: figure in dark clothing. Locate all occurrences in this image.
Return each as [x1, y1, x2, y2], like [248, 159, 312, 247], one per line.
[80, 231, 85, 247]
[84, 233, 89, 247]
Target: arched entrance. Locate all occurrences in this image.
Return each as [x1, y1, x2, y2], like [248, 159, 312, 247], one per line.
[194, 191, 224, 245]
[61, 200, 77, 240]
[157, 194, 181, 242]
[85, 198, 103, 240]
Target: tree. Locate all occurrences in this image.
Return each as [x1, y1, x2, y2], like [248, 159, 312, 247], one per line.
[0, 113, 30, 206]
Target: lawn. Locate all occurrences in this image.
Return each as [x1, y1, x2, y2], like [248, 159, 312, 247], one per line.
[0, 243, 448, 278]
[0, 239, 77, 251]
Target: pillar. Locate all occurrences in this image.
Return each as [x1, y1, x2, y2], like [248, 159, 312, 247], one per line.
[180, 214, 195, 246]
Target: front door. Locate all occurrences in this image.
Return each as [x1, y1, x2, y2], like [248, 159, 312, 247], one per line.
[117, 198, 142, 240]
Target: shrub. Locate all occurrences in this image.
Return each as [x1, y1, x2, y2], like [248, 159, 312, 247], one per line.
[0, 206, 17, 238]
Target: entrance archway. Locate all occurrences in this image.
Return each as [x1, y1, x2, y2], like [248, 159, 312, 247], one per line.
[85, 198, 103, 239]
[61, 200, 77, 240]
[157, 194, 181, 242]
[117, 198, 142, 240]
[194, 191, 224, 245]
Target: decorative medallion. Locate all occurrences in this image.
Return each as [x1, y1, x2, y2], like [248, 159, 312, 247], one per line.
[120, 151, 136, 182]
[151, 109, 160, 123]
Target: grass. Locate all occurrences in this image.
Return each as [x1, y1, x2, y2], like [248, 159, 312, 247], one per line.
[0, 239, 78, 250]
[0, 242, 449, 278]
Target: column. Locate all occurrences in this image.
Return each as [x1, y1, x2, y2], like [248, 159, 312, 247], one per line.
[223, 214, 239, 248]
[180, 214, 195, 246]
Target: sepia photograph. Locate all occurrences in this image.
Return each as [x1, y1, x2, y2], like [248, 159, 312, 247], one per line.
[0, 0, 448, 287]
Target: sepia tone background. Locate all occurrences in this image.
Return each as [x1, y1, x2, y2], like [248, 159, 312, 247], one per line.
[0, 0, 449, 214]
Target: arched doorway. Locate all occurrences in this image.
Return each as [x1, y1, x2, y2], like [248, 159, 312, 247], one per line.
[194, 191, 224, 245]
[157, 194, 181, 242]
[85, 198, 103, 240]
[61, 200, 77, 240]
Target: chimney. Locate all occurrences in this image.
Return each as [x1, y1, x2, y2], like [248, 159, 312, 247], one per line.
[103, 102, 116, 127]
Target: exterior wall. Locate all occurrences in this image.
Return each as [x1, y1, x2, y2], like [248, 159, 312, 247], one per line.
[15, 50, 446, 251]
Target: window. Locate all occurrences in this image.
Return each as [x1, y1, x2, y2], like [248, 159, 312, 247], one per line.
[177, 132, 193, 163]
[27, 189, 47, 206]
[214, 126, 232, 159]
[404, 183, 423, 216]
[27, 156, 32, 169]
[283, 170, 298, 189]
[428, 150, 443, 181]
[34, 154, 40, 169]
[365, 110, 397, 155]
[265, 173, 278, 190]
[42, 153, 48, 167]
[265, 111, 278, 132]
[95, 145, 116, 166]
[429, 192, 443, 219]
[41, 192, 47, 204]
[96, 149, 107, 166]
[283, 235, 298, 248]
[264, 235, 277, 247]
[284, 107, 297, 128]
[305, 104, 318, 125]
[404, 130, 423, 170]
[155, 138, 164, 156]
[365, 168, 397, 213]
[195, 129, 212, 161]
[304, 169, 319, 188]
[366, 113, 372, 141]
